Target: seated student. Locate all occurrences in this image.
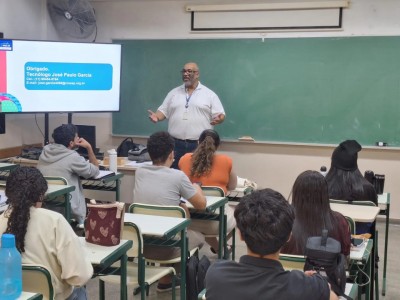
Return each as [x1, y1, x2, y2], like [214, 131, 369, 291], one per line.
[326, 140, 377, 204]
[281, 170, 351, 257]
[205, 188, 338, 300]
[179, 129, 236, 253]
[37, 124, 100, 226]
[0, 167, 93, 300]
[325, 140, 377, 234]
[133, 131, 206, 292]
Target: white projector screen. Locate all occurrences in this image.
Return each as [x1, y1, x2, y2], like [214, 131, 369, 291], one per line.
[0, 39, 121, 113]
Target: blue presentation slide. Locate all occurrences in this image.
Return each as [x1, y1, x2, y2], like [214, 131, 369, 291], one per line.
[0, 40, 121, 112]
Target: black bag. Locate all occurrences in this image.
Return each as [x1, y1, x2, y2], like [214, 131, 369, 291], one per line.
[186, 255, 211, 300]
[116, 137, 136, 157]
[304, 230, 351, 299]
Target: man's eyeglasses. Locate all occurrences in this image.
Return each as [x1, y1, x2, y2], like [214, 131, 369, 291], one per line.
[181, 69, 198, 75]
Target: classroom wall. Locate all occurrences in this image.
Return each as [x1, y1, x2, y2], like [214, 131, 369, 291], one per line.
[1, 0, 400, 219]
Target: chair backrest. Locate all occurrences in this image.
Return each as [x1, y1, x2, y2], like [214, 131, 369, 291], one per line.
[43, 176, 68, 186]
[129, 203, 186, 218]
[201, 186, 225, 197]
[279, 254, 306, 271]
[329, 199, 377, 207]
[123, 222, 143, 259]
[22, 265, 54, 300]
[344, 216, 356, 235]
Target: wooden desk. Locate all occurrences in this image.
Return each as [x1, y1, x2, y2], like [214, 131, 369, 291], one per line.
[186, 196, 228, 259]
[330, 203, 380, 222]
[0, 183, 75, 219]
[18, 292, 43, 300]
[378, 193, 390, 296]
[0, 162, 19, 172]
[81, 172, 124, 202]
[330, 203, 379, 300]
[350, 239, 374, 300]
[79, 238, 133, 300]
[124, 213, 190, 300]
[9, 156, 123, 204]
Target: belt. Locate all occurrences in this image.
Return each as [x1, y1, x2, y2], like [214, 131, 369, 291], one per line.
[174, 138, 198, 143]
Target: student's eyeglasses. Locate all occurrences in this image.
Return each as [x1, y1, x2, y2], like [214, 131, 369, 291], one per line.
[181, 69, 198, 75]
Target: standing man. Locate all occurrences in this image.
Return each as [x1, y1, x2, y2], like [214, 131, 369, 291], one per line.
[148, 62, 225, 169]
[38, 124, 100, 227]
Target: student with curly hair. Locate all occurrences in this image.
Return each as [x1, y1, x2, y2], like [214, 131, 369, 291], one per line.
[179, 129, 237, 253]
[0, 167, 93, 300]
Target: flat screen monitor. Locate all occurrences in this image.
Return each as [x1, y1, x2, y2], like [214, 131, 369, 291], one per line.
[0, 39, 121, 113]
[76, 124, 97, 155]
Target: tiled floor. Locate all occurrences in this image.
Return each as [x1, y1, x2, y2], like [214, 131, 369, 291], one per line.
[86, 220, 400, 299]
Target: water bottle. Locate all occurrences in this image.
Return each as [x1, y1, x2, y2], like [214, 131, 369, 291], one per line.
[108, 148, 118, 172]
[320, 166, 327, 177]
[0, 233, 22, 299]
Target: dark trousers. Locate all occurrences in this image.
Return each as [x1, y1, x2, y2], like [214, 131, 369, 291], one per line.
[172, 138, 198, 169]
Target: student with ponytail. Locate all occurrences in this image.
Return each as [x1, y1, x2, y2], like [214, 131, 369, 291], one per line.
[0, 167, 92, 300]
[179, 129, 237, 253]
[179, 129, 237, 194]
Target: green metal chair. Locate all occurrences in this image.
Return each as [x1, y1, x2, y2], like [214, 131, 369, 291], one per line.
[330, 199, 379, 300]
[129, 203, 199, 265]
[99, 222, 176, 300]
[279, 253, 306, 271]
[345, 216, 356, 235]
[42, 176, 72, 223]
[201, 186, 236, 260]
[22, 265, 54, 300]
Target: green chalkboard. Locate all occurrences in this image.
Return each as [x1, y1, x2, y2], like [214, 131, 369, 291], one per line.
[112, 37, 400, 146]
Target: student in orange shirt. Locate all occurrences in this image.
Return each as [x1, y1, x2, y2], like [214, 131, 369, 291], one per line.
[179, 129, 237, 253]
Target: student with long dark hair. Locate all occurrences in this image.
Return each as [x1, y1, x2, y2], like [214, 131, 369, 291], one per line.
[325, 139, 377, 204]
[179, 129, 237, 253]
[0, 167, 92, 300]
[281, 170, 351, 256]
[326, 140, 377, 234]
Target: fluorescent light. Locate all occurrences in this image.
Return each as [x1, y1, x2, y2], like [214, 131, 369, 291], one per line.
[186, 1, 350, 12]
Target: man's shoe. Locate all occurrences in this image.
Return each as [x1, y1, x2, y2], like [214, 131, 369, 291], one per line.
[156, 279, 181, 293]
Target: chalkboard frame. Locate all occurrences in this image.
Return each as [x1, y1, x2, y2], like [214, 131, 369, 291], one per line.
[112, 37, 400, 146]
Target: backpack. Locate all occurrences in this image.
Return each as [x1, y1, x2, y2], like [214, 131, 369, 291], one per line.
[304, 230, 351, 299]
[127, 144, 151, 163]
[116, 137, 137, 157]
[186, 255, 211, 300]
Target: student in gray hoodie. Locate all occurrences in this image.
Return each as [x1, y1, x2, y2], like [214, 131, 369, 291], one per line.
[38, 124, 100, 226]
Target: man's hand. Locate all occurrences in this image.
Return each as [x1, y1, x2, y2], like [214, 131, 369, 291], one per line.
[148, 110, 158, 123]
[210, 113, 225, 125]
[76, 137, 92, 150]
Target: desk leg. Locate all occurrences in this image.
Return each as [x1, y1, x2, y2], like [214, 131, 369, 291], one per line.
[120, 253, 128, 300]
[116, 179, 121, 202]
[382, 203, 390, 296]
[181, 230, 187, 300]
[218, 205, 225, 259]
[65, 193, 71, 223]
